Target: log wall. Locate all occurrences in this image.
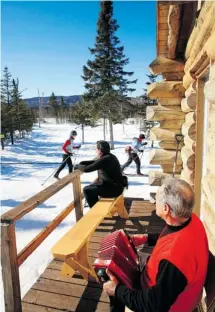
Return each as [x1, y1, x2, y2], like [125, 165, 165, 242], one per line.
[202, 62, 215, 255]
[180, 82, 196, 187]
[147, 56, 185, 201]
[147, 1, 215, 257]
[183, 2, 215, 254]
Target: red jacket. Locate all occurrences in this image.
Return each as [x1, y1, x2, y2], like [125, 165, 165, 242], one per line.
[62, 137, 80, 154]
[142, 213, 208, 312]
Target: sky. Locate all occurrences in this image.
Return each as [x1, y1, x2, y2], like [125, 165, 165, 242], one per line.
[1, 1, 156, 98]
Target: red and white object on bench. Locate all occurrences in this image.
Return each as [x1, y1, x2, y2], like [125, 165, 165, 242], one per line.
[94, 230, 138, 289]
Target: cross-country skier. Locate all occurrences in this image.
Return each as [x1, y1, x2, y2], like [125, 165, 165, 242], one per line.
[121, 134, 147, 176]
[54, 130, 81, 179]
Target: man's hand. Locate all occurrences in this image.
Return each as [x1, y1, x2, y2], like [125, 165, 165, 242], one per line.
[74, 164, 79, 170]
[142, 142, 147, 146]
[67, 152, 73, 156]
[131, 234, 148, 247]
[75, 164, 85, 172]
[103, 269, 119, 296]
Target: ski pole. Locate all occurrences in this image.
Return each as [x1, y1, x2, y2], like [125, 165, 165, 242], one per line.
[41, 155, 70, 186]
[73, 148, 80, 168]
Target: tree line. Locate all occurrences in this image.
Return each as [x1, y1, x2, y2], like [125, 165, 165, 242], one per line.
[1, 1, 158, 148]
[1, 67, 35, 145]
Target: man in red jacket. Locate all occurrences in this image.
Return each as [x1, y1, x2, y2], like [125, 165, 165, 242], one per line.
[54, 130, 81, 179]
[103, 178, 209, 312]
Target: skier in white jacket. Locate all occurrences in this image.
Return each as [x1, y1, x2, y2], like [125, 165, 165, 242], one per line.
[121, 134, 147, 176]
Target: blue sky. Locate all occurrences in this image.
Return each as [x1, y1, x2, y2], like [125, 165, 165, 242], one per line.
[1, 1, 156, 98]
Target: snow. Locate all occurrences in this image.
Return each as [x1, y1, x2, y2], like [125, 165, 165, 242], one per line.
[0, 120, 160, 310]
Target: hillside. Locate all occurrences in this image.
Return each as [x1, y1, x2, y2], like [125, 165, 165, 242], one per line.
[25, 95, 81, 108]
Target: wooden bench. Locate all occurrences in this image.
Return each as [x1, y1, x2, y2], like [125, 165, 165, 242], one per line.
[51, 193, 129, 282]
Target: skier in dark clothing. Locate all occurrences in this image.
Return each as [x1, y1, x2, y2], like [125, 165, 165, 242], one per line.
[75, 140, 124, 208]
[54, 130, 81, 179]
[121, 134, 147, 176]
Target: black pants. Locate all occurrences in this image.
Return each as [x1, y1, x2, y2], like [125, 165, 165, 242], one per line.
[55, 154, 73, 177]
[121, 152, 141, 174]
[83, 182, 123, 208]
[109, 296, 125, 312]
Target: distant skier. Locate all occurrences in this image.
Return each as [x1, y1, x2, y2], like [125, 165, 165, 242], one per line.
[54, 130, 81, 179]
[121, 134, 147, 176]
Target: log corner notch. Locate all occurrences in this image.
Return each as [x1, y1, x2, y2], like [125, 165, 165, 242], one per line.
[147, 81, 185, 99]
[149, 57, 184, 81]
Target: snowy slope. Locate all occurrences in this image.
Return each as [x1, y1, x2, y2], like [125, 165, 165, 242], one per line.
[0, 121, 160, 310]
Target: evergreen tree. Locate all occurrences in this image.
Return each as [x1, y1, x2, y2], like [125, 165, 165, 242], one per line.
[1, 67, 14, 144]
[1, 67, 34, 143]
[49, 92, 59, 123]
[11, 78, 34, 137]
[70, 100, 98, 143]
[143, 73, 158, 106]
[82, 0, 137, 149]
[11, 78, 22, 137]
[59, 96, 69, 123]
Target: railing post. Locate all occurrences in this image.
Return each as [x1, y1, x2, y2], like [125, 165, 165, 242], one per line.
[1, 222, 22, 312]
[73, 175, 83, 222]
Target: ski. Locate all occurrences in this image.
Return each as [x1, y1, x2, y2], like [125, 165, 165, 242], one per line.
[123, 173, 148, 177]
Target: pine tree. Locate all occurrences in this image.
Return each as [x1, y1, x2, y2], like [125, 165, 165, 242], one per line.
[11, 78, 22, 137]
[82, 0, 137, 149]
[11, 78, 33, 137]
[49, 92, 59, 123]
[1, 67, 14, 144]
[59, 96, 69, 123]
[70, 100, 98, 143]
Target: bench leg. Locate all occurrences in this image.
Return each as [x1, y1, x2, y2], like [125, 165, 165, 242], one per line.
[62, 242, 99, 282]
[109, 194, 129, 219]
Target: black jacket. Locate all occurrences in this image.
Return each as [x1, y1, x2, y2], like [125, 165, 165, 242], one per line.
[77, 153, 124, 187]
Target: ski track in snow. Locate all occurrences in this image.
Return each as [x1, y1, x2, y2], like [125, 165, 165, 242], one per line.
[0, 121, 161, 310]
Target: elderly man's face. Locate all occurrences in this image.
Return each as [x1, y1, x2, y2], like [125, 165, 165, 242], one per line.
[156, 187, 170, 220]
[155, 188, 163, 218]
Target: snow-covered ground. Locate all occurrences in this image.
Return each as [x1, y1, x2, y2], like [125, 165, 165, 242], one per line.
[0, 120, 160, 310]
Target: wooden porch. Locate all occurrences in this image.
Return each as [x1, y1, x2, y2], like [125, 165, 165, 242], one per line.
[21, 199, 164, 312]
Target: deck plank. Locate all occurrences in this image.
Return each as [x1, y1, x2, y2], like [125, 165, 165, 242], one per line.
[22, 198, 164, 312]
[32, 278, 109, 302]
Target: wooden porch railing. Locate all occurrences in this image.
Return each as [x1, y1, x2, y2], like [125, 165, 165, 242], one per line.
[1, 170, 83, 312]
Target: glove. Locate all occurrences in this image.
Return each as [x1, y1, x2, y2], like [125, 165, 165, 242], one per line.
[74, 145, 81, 149]
[142, 142, 147, 146]
[67, 153, 73, 156]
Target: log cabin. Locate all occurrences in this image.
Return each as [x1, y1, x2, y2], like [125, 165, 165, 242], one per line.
[146, 0, 215, 258]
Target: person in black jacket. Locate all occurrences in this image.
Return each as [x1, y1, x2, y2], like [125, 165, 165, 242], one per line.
[75, 140, 124, 208]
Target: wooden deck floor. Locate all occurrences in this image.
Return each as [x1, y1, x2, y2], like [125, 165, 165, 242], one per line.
[21, 198, 165, 312]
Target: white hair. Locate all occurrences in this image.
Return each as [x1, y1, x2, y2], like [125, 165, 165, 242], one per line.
[159, 178, 194, 218]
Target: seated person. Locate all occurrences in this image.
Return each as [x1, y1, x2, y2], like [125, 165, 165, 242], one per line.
[75, 140, 124, 208]
[103, 178, 209, 312]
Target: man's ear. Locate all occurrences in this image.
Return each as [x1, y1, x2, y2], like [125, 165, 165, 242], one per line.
[164, 203, 171, 215]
